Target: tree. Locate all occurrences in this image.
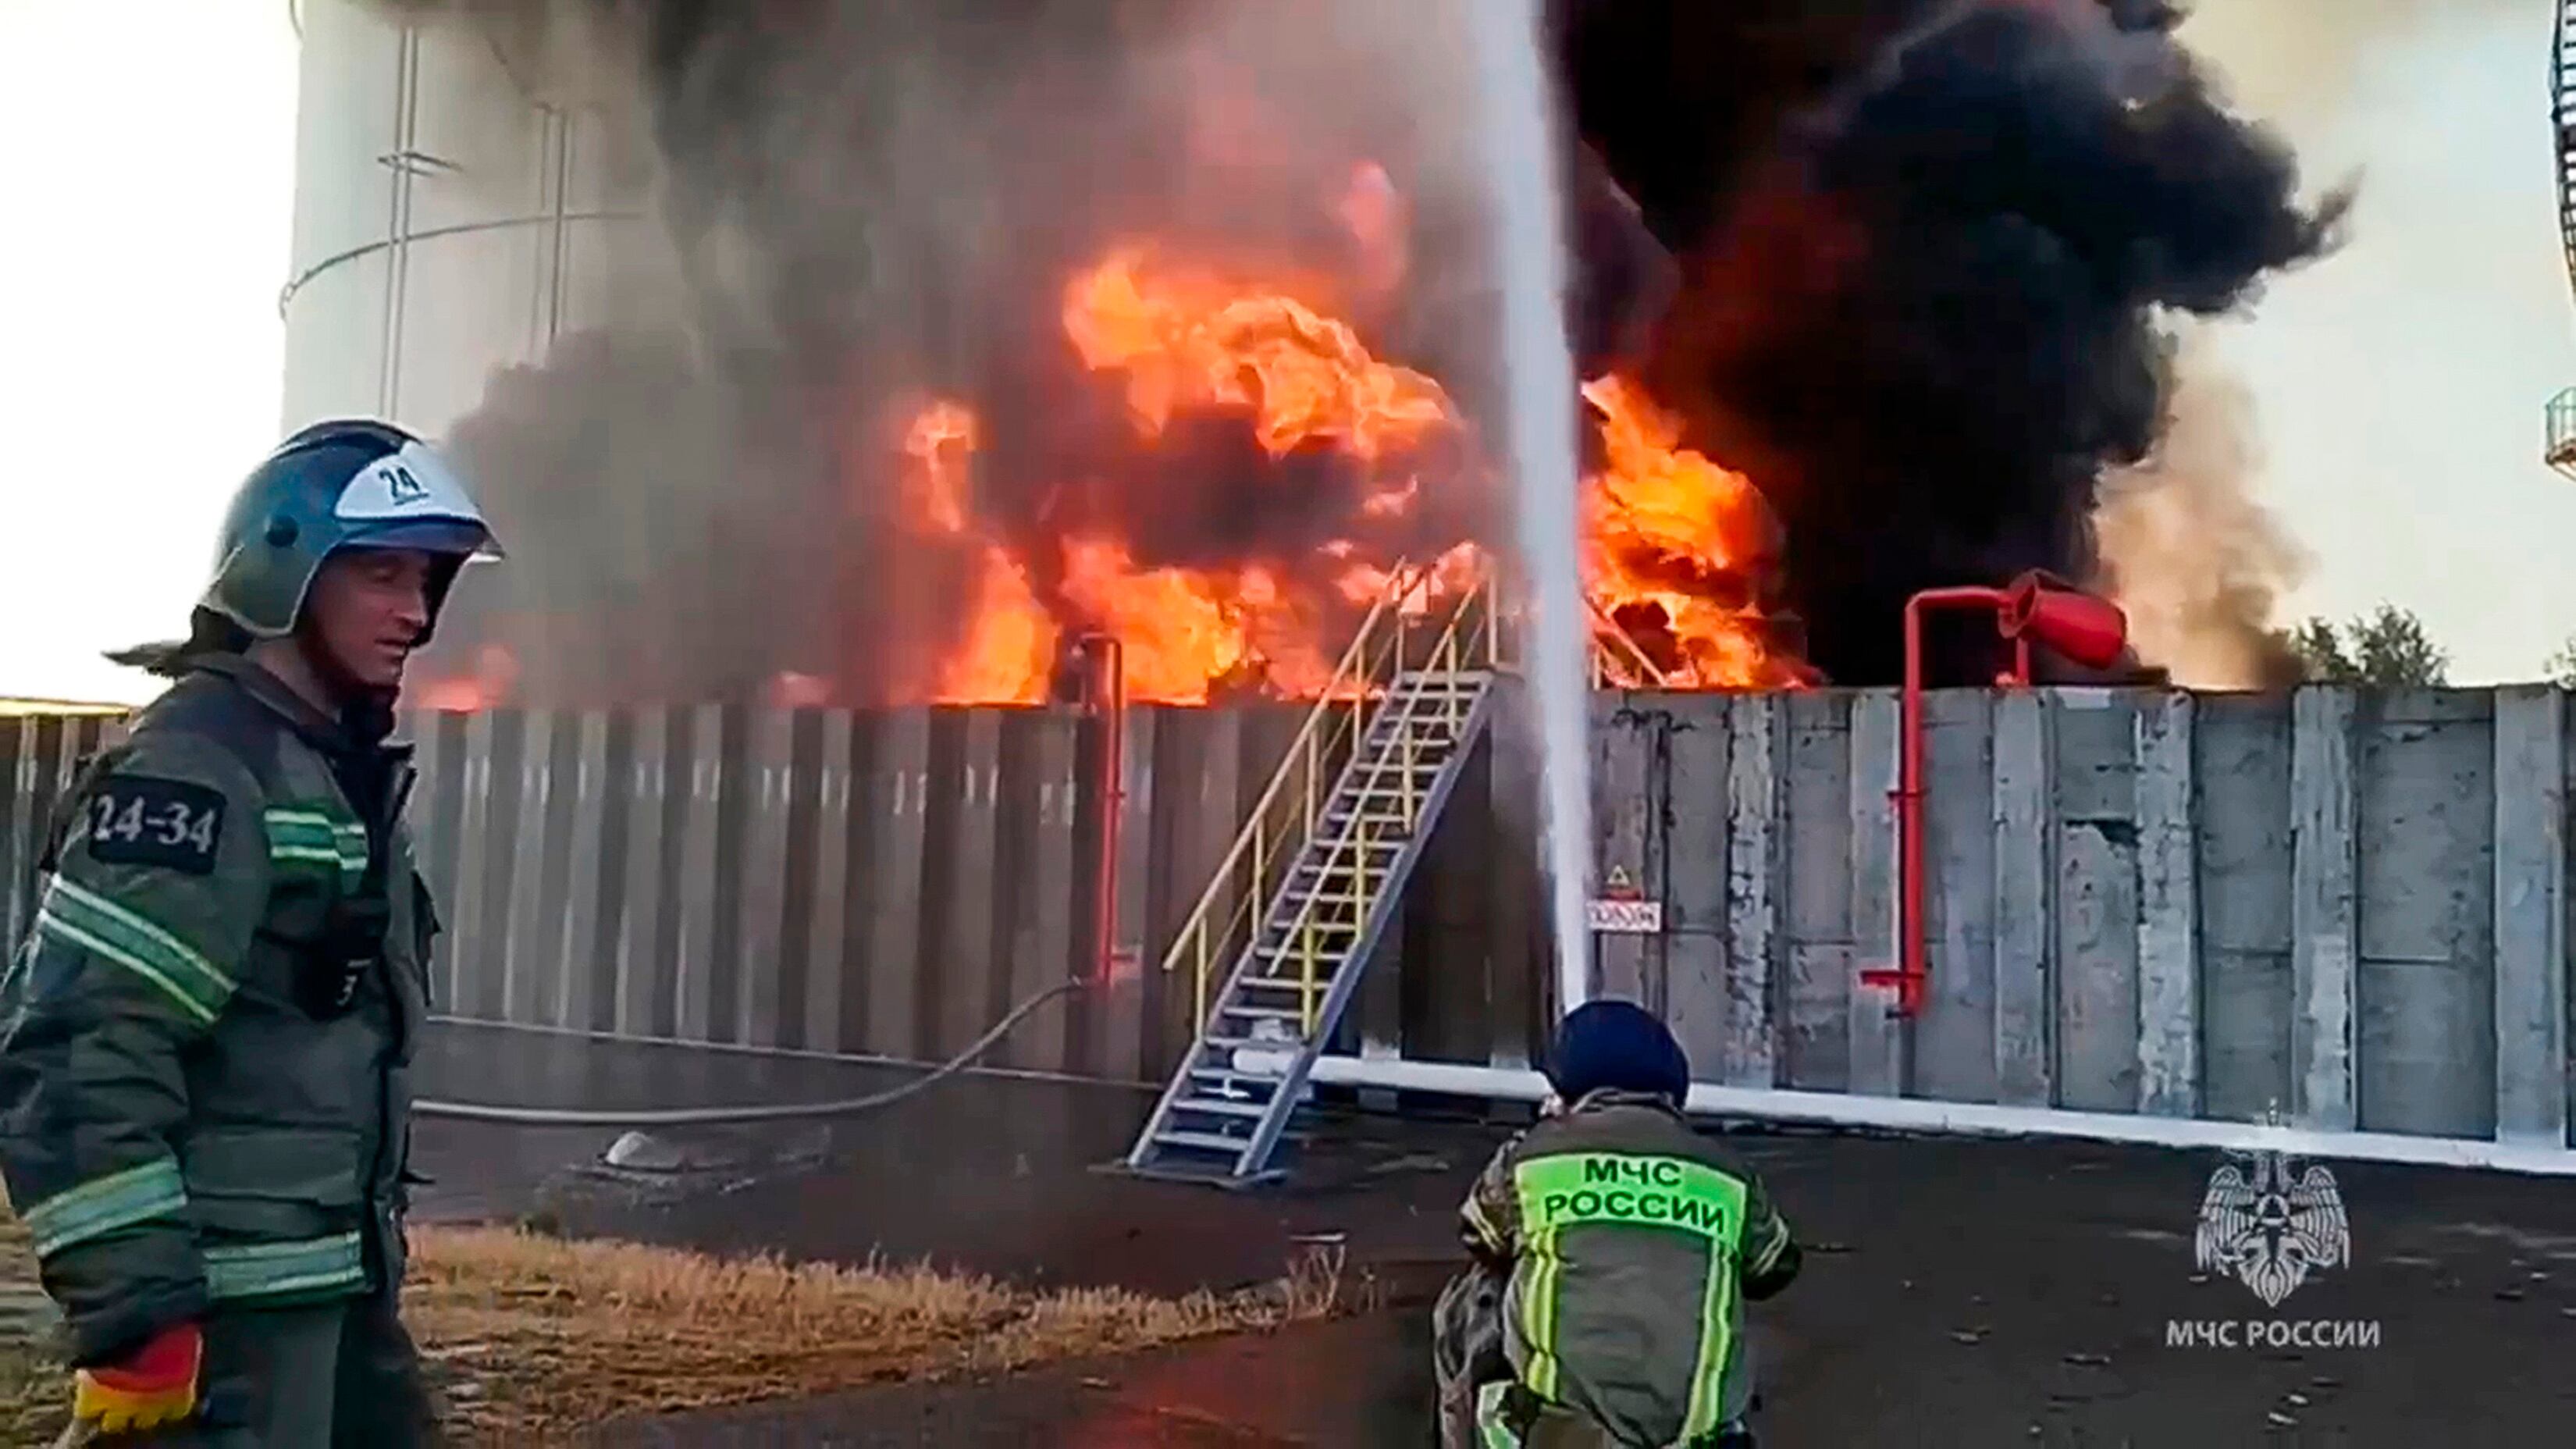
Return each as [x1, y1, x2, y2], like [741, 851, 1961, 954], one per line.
[2279, 603, 2450, 687]
[2546, 636, 2576, 689]
[2282, 618, 2352, 681]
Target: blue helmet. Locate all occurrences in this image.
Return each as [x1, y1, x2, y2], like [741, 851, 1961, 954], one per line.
[202, 418, 502, 643]
[1545, 999, 1691, 1105]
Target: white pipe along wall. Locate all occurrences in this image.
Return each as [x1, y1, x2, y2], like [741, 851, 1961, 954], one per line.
[1304, 1056, 2576, 1177]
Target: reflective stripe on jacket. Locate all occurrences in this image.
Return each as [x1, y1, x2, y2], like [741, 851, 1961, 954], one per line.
[0, 658, 436, 1365]
[1459, 1089, 1799, 1447]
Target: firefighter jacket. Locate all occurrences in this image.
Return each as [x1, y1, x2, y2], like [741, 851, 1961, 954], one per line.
[1459, 1088, 1801, 1447]
[0, 656, 436, 1366]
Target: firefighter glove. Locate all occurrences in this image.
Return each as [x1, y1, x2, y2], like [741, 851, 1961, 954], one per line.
[72, 1322, 201, 1435]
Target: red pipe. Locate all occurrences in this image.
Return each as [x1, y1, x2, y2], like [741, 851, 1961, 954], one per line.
[1861, 588, 2007, 1016]
[1080, 633, 1126, 985]
[1861, 573, 2128, 1018]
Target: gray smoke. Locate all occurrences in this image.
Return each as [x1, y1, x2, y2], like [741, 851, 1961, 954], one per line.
[2088, 329, 2310, 689]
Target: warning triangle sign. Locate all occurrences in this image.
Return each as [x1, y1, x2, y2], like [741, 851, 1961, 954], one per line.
[1602, 865, 1639, 900]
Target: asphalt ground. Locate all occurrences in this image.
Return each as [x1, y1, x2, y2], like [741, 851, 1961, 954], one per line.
[415, 1022, 2576, 1446]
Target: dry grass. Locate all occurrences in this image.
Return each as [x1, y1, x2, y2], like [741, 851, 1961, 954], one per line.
[407, 1224, 1346, 1440]
[0, 1211, 59, 1444]
[0, 1210, 1348, 1444]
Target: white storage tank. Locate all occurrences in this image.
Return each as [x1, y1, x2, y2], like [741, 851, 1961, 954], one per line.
[277, 0, 656, 439]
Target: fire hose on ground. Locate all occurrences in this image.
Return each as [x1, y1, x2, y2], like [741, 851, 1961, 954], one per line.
[410, 976, 1093, 1127]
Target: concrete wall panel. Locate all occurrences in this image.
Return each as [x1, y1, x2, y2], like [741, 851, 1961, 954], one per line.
[406, 710, 468, 1012]
[2489, 688, 2564, 1148]
[1662, 695, 1733, 1077]
[2053, 692, 2140, 1115]
[1846, 692, 1905, 1096]
[767, 710, 829, 1051]
[862, 710, 931, 1059]
[499, 710, 573, 1029]
[1991, 691, 2054, 1108]
[1721, 695, 1784, 1088]
[1096, 707, 1161, 1081]
[615, 707, 681, 1040]
[554, 710, 613, 1033]
[1781, 692, 1854, 1091]
[731, 710, 799, 1048]
[14, 678, 2555, 1157]
[2133, 693, 2201, 1119]
[671, 704, 729, 1044]
[1916, 690, 1996, 1104]
[2290, 688, 2360, 1132]
[1002, 710, 1079, 1073]
[1591, 694, 1662, 1007]
[930, 710, 1005, 1059]
[800, 710, 859, 1054]
[456, 709, 518, 1023]
[2194, 693, 2294, 1123]
[2356, 690, 2496, 1137]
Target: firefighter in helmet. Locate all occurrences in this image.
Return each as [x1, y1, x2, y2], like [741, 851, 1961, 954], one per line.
[0, 419, 500, 1444]
[1433, 999, 1802, 1447]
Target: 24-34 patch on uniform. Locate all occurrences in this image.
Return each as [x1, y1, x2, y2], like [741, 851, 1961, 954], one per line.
[82, 776, 226, 875]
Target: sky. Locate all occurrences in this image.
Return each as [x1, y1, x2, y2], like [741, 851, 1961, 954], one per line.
[2179, 0, 2576, 684]
[0, 1, 2570, 703]
[0, 2, 299, 704]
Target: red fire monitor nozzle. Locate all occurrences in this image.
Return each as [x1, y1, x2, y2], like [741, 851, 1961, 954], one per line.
[1859, 571, 2129, 1018]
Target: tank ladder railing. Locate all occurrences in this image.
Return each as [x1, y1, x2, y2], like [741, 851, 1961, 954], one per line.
[1265, 568, 1500, 1034]
[1154, 555, 1488, 1027]
[1585, 596, 1671, 690]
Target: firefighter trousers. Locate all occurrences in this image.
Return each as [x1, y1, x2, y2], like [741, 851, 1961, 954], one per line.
[1432, 1262, 1756, 1449]
[114, 1290, 440, 1448]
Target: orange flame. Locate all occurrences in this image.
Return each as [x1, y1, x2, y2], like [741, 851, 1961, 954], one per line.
[882, 219, 1799, 704]
[1064, 247, 1457, 475]
[404, 148, 1814, 710]
[902, 400, 977, 536]
[1580, 376, 1803, 689]
[413, 645, 519, 711]
[932, 545, 1055, 706]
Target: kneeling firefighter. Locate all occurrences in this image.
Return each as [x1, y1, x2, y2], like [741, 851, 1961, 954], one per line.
[1433, 1000, 1802, 1448]
[0, 420, 500, 1444]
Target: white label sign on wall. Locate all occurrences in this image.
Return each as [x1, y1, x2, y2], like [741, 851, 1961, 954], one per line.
[1587, 865, 1663, 934]
[1586, 898, 1664, 934]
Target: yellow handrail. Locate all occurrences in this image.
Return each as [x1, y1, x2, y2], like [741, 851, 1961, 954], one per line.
[1585, 596, 1667, 689]
[1473, 584, 1660, 689]
[1155, 551, 1504, 1031]
[1156, 557, 1433, 1023]
[1261, 566, 1498, 1033]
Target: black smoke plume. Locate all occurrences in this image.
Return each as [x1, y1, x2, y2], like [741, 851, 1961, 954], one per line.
[1564, 0, 2345, 682]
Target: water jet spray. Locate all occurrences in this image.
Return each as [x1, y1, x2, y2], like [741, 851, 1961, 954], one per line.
[1468, 0, 1594, 1016]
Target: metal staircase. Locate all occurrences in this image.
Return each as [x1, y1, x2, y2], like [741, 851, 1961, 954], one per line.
[1123, 563, 1503, 1185]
